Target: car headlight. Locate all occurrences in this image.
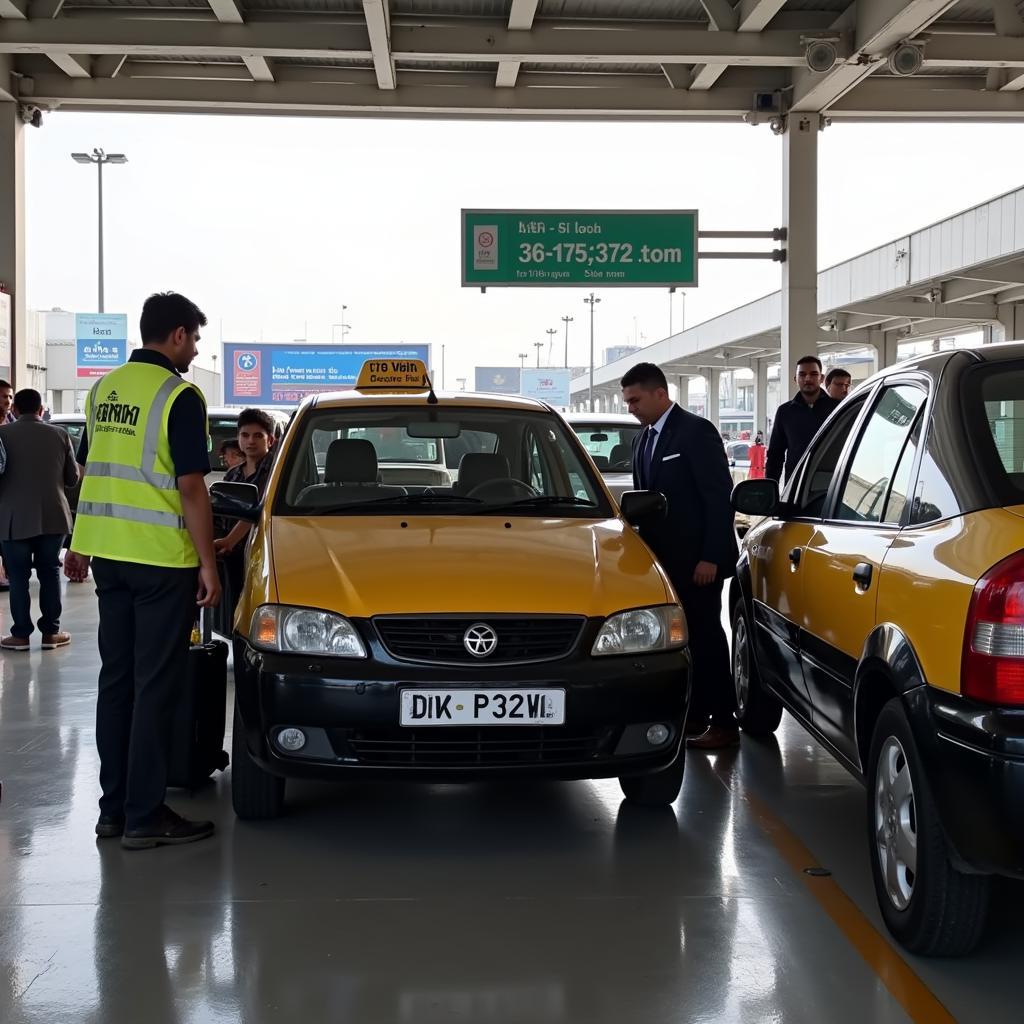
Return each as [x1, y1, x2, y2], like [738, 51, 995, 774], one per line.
[592, 605, 686, 656]
[250, 605, 367, 658]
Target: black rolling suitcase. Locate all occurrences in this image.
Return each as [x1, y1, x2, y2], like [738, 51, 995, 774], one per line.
[166, 609, 230, 790]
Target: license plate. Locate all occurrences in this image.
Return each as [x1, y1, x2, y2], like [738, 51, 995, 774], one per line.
[400, 689, 566, 726]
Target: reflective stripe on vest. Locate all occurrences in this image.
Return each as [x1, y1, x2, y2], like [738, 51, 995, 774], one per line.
[71, 362, 206, 568]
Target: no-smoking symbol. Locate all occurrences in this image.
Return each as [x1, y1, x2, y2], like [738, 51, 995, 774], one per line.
[478, 231, 495, 247]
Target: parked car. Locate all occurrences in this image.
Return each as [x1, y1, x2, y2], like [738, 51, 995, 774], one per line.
[213, 361, 690, 820]
[207, 406, 290, 480]
[565, 413, 641, 502]
[50, 414, 86, 520]
[730, 343, 1024, 956]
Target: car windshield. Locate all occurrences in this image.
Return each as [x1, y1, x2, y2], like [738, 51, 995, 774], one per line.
[277, 405, 612, 517]
[208, 416, 241, 471]
[570, 422, 640, 473]
[54, 419, 85, 446]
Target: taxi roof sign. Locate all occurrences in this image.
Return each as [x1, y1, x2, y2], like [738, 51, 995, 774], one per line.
[355, 358, 430, 392]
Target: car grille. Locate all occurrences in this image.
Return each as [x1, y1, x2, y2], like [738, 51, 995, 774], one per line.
[340, 726, 612, 767]
[373, 616, 585, 665]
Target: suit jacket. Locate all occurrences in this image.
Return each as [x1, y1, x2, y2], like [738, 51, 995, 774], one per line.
[632, 404, 739, 586]
[0, 417, 78, 541]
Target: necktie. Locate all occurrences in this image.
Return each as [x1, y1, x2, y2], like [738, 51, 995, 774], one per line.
[641, 427, 658, 488]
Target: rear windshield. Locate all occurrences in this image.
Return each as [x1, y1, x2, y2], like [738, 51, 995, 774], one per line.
[967, 361, 1024, 504]
[208, 416, 240, 471]
[570, 422, 640, 473]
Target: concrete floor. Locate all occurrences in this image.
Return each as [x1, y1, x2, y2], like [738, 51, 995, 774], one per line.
[1, 581, 1022, 1024]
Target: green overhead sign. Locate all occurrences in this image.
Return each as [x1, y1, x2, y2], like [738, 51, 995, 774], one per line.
[461, 209, 698, 288]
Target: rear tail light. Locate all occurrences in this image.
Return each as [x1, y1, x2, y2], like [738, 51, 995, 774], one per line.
[962, 550, 1024, 706]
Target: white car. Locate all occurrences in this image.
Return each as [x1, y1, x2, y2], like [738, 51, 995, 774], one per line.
[566, 413, 641, 502]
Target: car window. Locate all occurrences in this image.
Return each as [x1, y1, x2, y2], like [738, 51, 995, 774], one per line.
[965, 362, 1024, 509]
[729, 443, 750, 462]
[571, 423, 640, 471]
[909, 424, 961, 525]
[208, 416, 239, 471]
[791, 396, 868, 518]
[882, 415, 923, 525]
[835, 385, 927, 524]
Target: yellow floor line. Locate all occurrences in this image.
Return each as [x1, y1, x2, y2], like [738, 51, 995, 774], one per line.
[708, 760, 957, 1024]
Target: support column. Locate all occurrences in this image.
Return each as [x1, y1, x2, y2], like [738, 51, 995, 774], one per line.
[705, 368, 722, 432]
[0, 104, 25, 385]
[870, 328, 900, 373]
[752, 358, 769, 436]
[781, 113, 819, 423]
[998, 304, 1021, 343]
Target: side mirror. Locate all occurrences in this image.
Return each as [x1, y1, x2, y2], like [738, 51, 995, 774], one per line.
[210, 481, 261, 523]
[619, 490, 667, 526]
[732, 478, 779, 517]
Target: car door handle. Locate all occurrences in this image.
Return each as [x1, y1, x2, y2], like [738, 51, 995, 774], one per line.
[853, 562, 873, 589]
[788, 547, 802, 566]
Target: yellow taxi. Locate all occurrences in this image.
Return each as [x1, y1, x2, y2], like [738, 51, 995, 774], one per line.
[212, 359, 690, 819]
[731, 342, 1024, 956]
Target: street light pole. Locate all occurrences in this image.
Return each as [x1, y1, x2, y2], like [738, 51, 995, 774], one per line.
[71, 148, 127, 314]
[533, 341, 543, 368]
[584, 292, 601, 412]
[561, 316, 573, 369]
[545, 328, 557, 366]
[518, 352, 528, 369]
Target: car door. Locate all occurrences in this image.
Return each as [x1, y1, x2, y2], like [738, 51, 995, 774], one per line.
[748, 396, 871, 721]
[799, 381, 928, 764]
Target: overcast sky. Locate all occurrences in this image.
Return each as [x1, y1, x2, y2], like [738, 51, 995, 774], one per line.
[24, 114, 1024, 387]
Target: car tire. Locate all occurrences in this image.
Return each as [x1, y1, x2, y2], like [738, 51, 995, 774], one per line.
[231, 705, 286, 820]
[867, 698, 990, 956]
[732, 599, 783, 736]
[619, 752, 685, 807]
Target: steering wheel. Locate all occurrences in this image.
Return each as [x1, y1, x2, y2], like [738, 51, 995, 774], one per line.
[466, 478, 537, 500]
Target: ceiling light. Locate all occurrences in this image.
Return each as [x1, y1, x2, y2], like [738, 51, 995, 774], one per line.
[805, 40, 838, 74]
[888, 43, 923, 77]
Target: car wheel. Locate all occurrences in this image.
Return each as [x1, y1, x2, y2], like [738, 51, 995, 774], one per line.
[867, 698, 990, 956]
[732, 599, 782, 736]
[231, 704, 286, 820]
[619, 753, 685, 807]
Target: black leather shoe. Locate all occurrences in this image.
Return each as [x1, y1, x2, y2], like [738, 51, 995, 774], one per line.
[95, 814, 125, 838]
[121, 805, 215, 850]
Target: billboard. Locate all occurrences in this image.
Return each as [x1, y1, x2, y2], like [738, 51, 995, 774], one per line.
[223, 343, 432, 406]
[521, 368, 572, 407]
[474, 366, 521, 395]
[76, 313, 128, 379]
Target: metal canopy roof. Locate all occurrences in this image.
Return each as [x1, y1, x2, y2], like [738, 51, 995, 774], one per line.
[3, 1, 1024, 119]
[570, 182, 1024, 398]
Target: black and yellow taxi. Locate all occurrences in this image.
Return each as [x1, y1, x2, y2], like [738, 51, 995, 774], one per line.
[731, 342, 1024, 956]
[212, 360, 690, 819]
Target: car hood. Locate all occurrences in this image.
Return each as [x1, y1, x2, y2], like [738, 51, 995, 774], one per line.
[270, 515, 673, 618]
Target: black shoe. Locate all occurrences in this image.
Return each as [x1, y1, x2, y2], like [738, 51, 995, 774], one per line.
[95, 814, 125, 838]
[121, 805, 215, 850]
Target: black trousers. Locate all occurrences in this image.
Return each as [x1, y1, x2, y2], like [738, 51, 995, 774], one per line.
[673, 578, 736, 731]
[93, 557, 198, 828]
[2, 534, 64, 638]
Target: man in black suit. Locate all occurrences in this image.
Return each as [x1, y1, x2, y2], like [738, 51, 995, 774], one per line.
[622, 363, 740, 749]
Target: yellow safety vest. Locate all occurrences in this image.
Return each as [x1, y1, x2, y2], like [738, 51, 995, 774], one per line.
[71, 360, 208, 568]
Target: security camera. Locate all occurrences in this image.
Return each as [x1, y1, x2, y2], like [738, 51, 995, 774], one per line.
[769, 116, 786, 136]
[805, 40, 838, 74]
[888, 42, 923, 77]
[18, 104, 42, 128]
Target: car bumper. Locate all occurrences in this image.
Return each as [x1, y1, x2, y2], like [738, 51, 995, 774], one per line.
[909, 687, 1024, 878]
[232, 631, 691, 783]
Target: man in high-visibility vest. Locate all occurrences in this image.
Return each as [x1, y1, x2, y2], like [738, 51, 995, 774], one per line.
[65, 292, 222, 850]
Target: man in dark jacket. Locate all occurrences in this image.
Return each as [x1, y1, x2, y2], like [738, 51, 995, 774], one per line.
[622, 362, 740, 750]
[0, 389, 79, 650]
[765, 355, 838, 483]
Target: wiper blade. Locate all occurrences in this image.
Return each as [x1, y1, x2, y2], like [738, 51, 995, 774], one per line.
[308, 493, 484, 513]
[476, 495, 599, 513]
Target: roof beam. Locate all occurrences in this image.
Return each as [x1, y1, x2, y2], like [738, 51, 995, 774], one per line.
[93, 54, 127, 79]
[47, 52, 91, 78]
[923, 36, 1024, 69]
[698, 1, 738, 32]
[691, 0, 786, 92]
[206, 0, 274, 83]
[0, 0, 26, 17]
[830, 77, 1024, 118]
[0, 21, 812, 65]
[498, 0, 539, 88]
[791, 0, 959, 113]
[363, 0, 395, 90]
[30, 0, 63, 15]
[22, 73, 766, 118]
